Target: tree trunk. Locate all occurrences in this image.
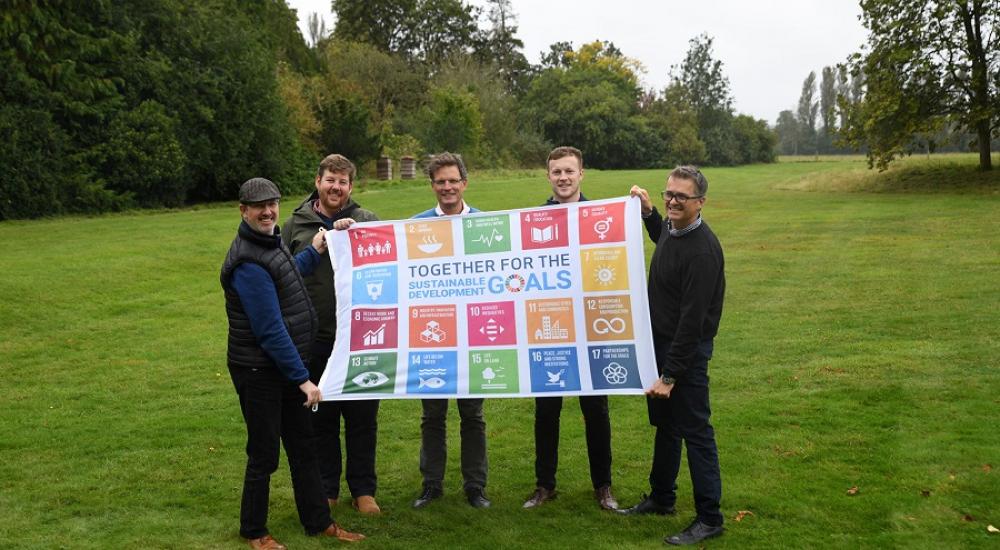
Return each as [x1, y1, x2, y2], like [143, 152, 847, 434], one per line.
[959, 0, 993, 171]
[977, 120, 993, 170]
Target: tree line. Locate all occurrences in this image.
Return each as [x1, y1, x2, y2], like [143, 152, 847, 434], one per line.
[0, 0, 774, 220]
[777, 0, 999, 170]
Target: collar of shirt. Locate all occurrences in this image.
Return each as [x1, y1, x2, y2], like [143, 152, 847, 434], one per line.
[435, 201, 471, 216]
[667, 214, 703, 237]
[545, 192, 588, 205]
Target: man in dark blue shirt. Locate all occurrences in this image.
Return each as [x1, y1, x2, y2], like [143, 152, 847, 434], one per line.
[221, 178, 364, 549]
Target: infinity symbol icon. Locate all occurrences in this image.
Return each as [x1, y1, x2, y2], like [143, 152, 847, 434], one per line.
[592, 317, 626, 334]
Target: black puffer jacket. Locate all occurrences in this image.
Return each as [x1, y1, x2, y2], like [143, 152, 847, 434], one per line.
[221, 222, 317, 371]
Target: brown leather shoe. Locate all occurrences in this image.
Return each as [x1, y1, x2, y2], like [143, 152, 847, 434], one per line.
[320, 522, 365, 542]
[247, 534, 287, 550]
[353, 495, 381, 515]
[523, 486, 557, 509]
[595, 485, 619, 510]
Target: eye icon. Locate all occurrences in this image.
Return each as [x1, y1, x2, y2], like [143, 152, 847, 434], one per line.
[352, 371, 390, 388]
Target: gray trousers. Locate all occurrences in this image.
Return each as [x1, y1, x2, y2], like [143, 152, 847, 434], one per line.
[419, 398, 488, 491]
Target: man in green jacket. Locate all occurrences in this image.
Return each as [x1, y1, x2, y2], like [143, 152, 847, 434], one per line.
[282, 154, 382, 514]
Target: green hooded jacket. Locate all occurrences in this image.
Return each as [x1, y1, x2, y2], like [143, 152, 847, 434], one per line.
[282, 191, 378, 343]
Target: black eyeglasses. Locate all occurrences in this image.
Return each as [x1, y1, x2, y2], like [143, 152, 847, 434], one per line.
[432, 178, 464, 186]
[661, 190, 703, 204]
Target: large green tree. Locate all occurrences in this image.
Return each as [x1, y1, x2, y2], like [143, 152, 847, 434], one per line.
[0, 0, 315, 218]
[775, 109, 800, 155]
[331, 0, 479, 64]
[670, 34, 737, 165]
[643, 84, 707, 166]
[522, 41, 657, 168]
[472, 0, 531, 95]
[819, 66, 837, 153]
[797, 71, 819, 156]
[843, 0, 999, 170]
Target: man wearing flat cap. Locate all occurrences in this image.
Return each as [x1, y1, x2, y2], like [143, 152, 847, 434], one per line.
[220, 178, 364, 549]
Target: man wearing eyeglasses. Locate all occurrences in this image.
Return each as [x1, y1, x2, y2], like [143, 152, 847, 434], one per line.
[221, 178, 364, 548]
[620, 166, 726, 546]
[523, 146, 619, 512]
[411, 152, 491, 509]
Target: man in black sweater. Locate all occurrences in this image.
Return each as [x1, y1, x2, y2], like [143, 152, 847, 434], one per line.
[620, 166, 726, 546]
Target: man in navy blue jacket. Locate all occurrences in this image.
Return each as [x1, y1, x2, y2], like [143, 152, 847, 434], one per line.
[221, 178, 364, 549]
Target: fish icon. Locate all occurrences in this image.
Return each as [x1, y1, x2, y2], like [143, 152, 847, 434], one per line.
[418, 377, 446, 389]
[352, 371, 390, 388]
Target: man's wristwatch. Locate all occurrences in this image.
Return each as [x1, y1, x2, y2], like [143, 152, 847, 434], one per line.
[660, 374, 676, 385]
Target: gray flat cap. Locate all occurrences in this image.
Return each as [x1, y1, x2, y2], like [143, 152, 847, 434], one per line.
[239, 178, 281, 204]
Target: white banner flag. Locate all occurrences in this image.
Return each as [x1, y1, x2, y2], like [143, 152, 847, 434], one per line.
[318, 196, 656, 400]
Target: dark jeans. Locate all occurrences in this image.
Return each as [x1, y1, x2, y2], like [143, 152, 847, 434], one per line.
[646, 349, 723, 526]
[308, 341, 379, 499]
[229, 366, 332, 539]
[534, 395, 613, 490]
[420, 398, 488, 491]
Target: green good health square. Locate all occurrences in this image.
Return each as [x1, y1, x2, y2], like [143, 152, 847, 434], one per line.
[469, 349, 519, 394]
[462, 214, 512, 254]
[343, 353, 398, 394]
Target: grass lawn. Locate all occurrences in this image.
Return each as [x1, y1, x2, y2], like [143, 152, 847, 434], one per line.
[1, 155, 997, 548]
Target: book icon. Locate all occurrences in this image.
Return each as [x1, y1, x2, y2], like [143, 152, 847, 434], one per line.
[530, 224, 558, 243]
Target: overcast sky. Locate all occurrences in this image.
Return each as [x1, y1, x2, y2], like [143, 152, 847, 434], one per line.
[286, 0, 870, 125]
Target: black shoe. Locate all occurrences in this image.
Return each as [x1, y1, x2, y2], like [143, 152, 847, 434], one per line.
[664, 520, 724, 545]
[412, 486, 443, 508]
[465, 487, 492, 508]
[618, 494, 676, 516]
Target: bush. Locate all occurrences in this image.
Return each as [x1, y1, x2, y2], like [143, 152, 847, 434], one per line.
[101, 101, 187, 207]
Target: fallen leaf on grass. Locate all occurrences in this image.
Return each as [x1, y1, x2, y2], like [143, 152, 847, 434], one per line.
[734, 510, 754, 522]
[846, 486, 859, 495]
[983, 464, 993, 473]
[963, 514, 974, 522]
[987, 525, 999, 533]
[920, 490, 931, 497]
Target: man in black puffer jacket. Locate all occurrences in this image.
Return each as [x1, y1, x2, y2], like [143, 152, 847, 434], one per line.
[221, 178, 364, 549]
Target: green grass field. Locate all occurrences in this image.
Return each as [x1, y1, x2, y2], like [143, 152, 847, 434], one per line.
[1, 155, 998, 548]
